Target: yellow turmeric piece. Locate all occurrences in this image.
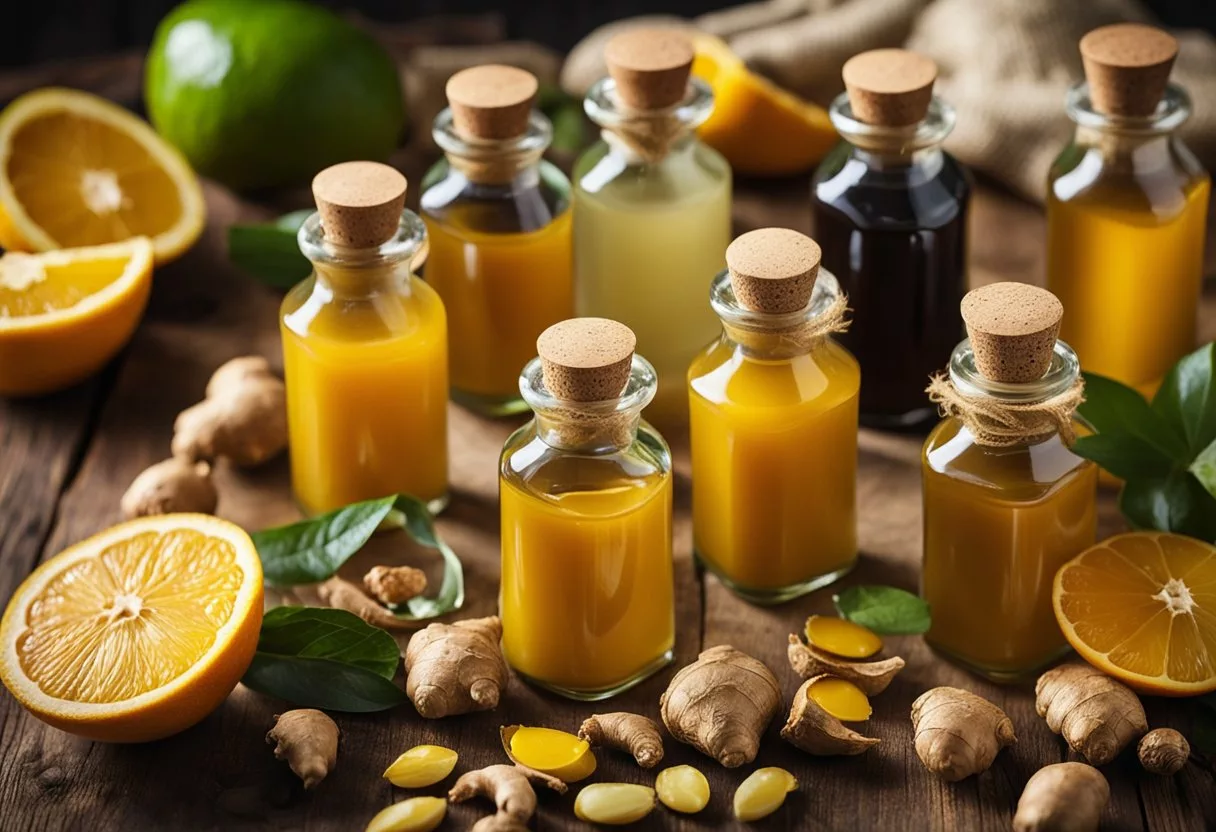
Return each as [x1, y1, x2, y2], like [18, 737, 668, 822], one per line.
[807, 676, 872, 722]
[502, 726, 597, 782]
[805, 615, 882, 659]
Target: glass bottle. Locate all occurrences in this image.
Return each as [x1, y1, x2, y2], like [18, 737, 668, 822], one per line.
[420, 65, 573, 416]
[1046, 24, 1209, 394]
[573, 29, 732, 429]
[812, 49, 971, 430]
[500, 318, 674, 700]
[689, 228, 859, 603]
[281, 162, 448, 515]
[921, 283, 1097, 680]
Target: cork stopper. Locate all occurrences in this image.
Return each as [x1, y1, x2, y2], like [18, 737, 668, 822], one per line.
[842, 49, 937, 127]
[446, 64, 538, 140]
[604, 29, 694, 111]
[312, 162, 407, 249]
[961, 283, 1064, 383]
[726, 228, 821, 314]
[537, 318, 636, 402]
[1080, 24, 1177, 118]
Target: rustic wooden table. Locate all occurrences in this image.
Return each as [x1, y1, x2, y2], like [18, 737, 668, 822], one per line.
[2, 60, 1215, 832]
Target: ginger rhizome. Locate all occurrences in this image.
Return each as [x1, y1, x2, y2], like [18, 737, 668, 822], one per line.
[1012, 762, 1109, 832]
[1035, 662, 1147, 765]
[660, 644, 782, 768]
[573, 783, 657, 825]
[173, 355, 287, 467]
[502, 725, 597, 782]
[266, 709, 339, 789]
[404, 616, 509, 718]
[121, 456, 217, 518]
[804, 615, 883, 659]
[448, 763, 566, 832]
[578, 712, 664, 768]
[911, 687, 1016, 781]
[383, 744, 459, 788]
[364, 564, 428, 605]
[1138, 728, 1189, 775]
[781, 675, 880, 756]
[787, 634, 905, 695]
[317, 576, 416, 632]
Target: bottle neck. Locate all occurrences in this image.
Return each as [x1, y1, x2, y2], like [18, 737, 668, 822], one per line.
[520, 355, 657, 453]
[713, 269, 849, 360]
[299, 211, 426, 299]
[829, 91, 955, 165]
[585, 76, 713, 166]
[434, 108, 552, 186]
[1066, 81, 1190, 171]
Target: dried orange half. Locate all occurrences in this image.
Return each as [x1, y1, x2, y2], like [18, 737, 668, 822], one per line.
[1053, 532, 1216, 695]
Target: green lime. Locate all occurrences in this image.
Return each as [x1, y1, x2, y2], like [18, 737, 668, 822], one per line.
[145, 0, 405, 191]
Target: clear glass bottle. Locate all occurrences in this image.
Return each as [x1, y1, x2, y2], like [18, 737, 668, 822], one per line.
[500, 318, 674, 700]
[420, 66, 573, 416]
[1046, 25, 1209, 394]
[812, 49, 970, 430]
[281, 162, 448, 515]
[573, 29, 732, 429]
[689, 229, 859, 603]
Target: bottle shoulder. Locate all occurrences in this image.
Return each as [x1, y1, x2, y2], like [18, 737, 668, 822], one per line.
[689, 336, 860, 409]
[812, 146, 970, 231]
[1048, 135, 1210, 217]
[419, 158, 571, 234]
[501, 422, 672, 496]
[574, 138, 731, 208]
[281, 272, 445, 342]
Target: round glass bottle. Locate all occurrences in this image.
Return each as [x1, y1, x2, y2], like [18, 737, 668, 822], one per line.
[499, 318, 674, 700]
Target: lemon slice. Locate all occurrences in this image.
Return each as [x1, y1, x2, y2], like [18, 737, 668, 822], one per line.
[0, 514, 264, 742]
[0, 87, 205, 265]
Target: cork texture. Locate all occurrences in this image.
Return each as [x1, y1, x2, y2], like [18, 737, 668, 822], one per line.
[961, 282, 1064, 383]
[537, 318, 636, 402]
[446, 64, 538, 140]
[842, 49, 937, 127]
[726, 227, 821, 314]
[1080, 23, 1177, 117]
[605, 28, 694, 111]
[312, 161, 407, 249]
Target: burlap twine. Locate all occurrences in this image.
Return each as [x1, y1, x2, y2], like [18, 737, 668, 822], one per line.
[603, 113, 689, 165]
[925, 373, 1086, 447]
[544, 404, 639, 450]
[728, 291, 851, 353]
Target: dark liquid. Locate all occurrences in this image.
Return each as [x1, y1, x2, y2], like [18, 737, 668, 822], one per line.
[812, 146, 971, 429]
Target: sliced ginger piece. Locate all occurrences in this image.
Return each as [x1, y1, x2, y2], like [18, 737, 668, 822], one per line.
[574, 783, 656, 825]
[733, 767, 797, 822]
[655, 765, 710, 814]
[502, 725, 596, 782]
[781, 675, 879, 756]
[805, 615, 883, 659]
[807, 676, 872, 722]
[787, 633, 905, 695]
[383, 744, 458, 788]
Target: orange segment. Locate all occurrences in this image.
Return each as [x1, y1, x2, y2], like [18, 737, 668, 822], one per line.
[1053, 532, 1216, 695]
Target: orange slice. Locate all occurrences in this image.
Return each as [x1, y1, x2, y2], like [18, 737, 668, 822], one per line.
[0, 87, 205, 265]
[0, 237, 153, 396]
[1053, 532, 1216, 695]
[0, 514, 263, 741]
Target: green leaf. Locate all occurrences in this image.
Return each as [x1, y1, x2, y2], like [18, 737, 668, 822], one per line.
[384, 494, 466, 620]
[1078, 372, 1188, 461]
[1153, 343, 1216, 456]
[1191, 438, 1216, 501]
[242, 607, 407, 712]
[833, 585, 931, 635]
[1121, 471, 1216, 542]
[253, 495, 399, 587]
[1072, 432, 1174, 481]
[227, 210, 312, 290]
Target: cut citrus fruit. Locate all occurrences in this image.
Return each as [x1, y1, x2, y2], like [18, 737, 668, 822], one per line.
[0, 237, 153, 396]
[0, 514, 263, 741]
[1053, 531, 1216, 695]
[0, 87, 205, 265]
[691, 33, 837, 176]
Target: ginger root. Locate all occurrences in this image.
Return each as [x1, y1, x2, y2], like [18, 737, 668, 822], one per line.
[1013, 762, 1109, 832]
[317, 576, 417, 632]
[173, 356, 287, 467]
[1138, 728, 1189, 776]
[364, 564, 427, 605]
[121, 456, 217, 518]
[781, 675, 880, 756]
[266, 709, 339, 789]
[449, 763, 566, 831]
[911, 687, 1016, 781]
[578, 712, 664, 768]
[787, 634, 905, 695]
[405, 616, 509, 718]
[1035, 662, 1147, 765]
[660, 644, 781, 768]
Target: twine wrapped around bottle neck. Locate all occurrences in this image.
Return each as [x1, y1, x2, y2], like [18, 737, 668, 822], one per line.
[926, 373, 1086, 447]
[602, 114, 690, 165]
[725, 291, 851, 355]
[537, 405, 639, 451]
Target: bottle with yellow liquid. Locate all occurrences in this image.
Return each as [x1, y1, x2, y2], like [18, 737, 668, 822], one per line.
[573, 29, 732, 428]
[1047, 24, 1209, 393]
[922, 283, 1097, 680]
[500, 317, 674, 700]
[281, 162, 448, 515]
[421, 65, 573, 416]
[689, 228, 859, 603]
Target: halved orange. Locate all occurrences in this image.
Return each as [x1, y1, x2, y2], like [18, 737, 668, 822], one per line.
[1053, 532, 1216, 695]
[0, 514, 263, 742]
[0, 87, 205, 265]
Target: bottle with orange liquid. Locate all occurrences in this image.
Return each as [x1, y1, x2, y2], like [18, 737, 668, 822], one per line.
[689, 228, 859, 603]
[922, 283, 1097, 680]
[1047, 24, 1209, 393]
[281, 162, 448, 515]
[421, 65, 573, 416]
[500, 318, 674, 700]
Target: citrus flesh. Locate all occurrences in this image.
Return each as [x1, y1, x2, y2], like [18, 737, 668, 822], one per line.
[0, 514, 263, 741]
[1053, 531, 1216, 695]
[0, 88, 204, 264]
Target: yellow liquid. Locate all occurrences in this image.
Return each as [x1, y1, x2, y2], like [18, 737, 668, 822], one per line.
[922, 419, 1098, 677]
[281, 270, 449, 514]
[422, 211, 573, 409]
[689, 337, 859, 599]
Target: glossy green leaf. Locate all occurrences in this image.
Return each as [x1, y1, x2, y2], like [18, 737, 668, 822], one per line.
[1191, 439, 1216, 501]
[384, 494, 465, 620]
[255, 606, 400, 677]
[1153, 343, 1216, 456]
[253, 495, 399, 587]
[1072, 432, 1174, 481]
[1078, 372, 1187, 461]
[227, 210, 312, 290]
[1120, 470, 1216, 542]
[833, 585, 930, 635]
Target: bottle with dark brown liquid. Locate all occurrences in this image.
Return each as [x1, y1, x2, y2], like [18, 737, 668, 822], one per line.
[812, 48, 971, 429]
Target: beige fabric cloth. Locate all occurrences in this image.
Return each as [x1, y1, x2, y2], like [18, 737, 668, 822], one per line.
[562, 0, 1216, 201]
